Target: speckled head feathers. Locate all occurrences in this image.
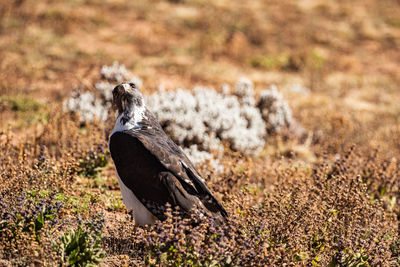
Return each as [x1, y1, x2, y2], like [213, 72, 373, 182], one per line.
[112, 82, 146, 126]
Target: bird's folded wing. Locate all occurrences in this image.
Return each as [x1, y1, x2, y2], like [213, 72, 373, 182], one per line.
[125, 128, 228, 218]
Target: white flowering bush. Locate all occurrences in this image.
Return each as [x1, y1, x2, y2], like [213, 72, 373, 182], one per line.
[100, 61, 132, 83]
[146, 84, 266, 155]
[147, 79, 297, 156]
[62, 92, 108, 123]
[257, 85, 293, 134]
[64, 62, 298, 161]
[234, 77, 256, 106]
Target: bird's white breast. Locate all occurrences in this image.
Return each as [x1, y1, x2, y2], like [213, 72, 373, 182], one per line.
[111, 106, 147, 135]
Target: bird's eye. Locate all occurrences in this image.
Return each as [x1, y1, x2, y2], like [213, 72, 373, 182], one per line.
[129, 83, 136, 88]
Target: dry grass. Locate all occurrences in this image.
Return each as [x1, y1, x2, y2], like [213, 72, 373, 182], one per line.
[1, 0, 400, 266]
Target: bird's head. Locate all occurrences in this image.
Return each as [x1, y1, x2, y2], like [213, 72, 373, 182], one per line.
[112, 82, 145, 124]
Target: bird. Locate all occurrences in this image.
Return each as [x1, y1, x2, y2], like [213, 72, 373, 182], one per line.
[108, 82, 228, 225]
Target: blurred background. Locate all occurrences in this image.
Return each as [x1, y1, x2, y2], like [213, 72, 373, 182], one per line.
[0, 0, 399, 156]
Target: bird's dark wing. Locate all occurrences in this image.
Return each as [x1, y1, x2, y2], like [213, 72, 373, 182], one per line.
[109, 127, 227, 221]
[109, 131, 170, 220]
[110, 131, 204, 220]
[121, 115, 228, 219]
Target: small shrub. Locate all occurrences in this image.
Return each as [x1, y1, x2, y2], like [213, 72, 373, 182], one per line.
[146, 83, 266, 155]
[0, 191, 63, 254]
[63, 91, 108, 123]
[257, 85, 293, 134]
[332, 248, 369, 267]
[56, 215, 105, 266]
[77, 145, 108, 177]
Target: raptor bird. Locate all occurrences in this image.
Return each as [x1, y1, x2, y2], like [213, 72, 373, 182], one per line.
[108, 82, 228, 225]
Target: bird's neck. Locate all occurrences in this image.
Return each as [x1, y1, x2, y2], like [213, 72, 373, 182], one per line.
[112, 106, 147, 134]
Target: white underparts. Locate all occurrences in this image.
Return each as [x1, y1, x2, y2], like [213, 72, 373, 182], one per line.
[111, 105, 147, 135]
[115, 170, 157, 225]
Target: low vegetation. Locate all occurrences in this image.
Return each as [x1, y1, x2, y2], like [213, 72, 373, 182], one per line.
[1, 109, 400, 265]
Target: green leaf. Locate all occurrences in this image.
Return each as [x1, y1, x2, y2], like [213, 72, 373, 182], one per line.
[294, 252, 309, 261]
[35, 212, 44, 232]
